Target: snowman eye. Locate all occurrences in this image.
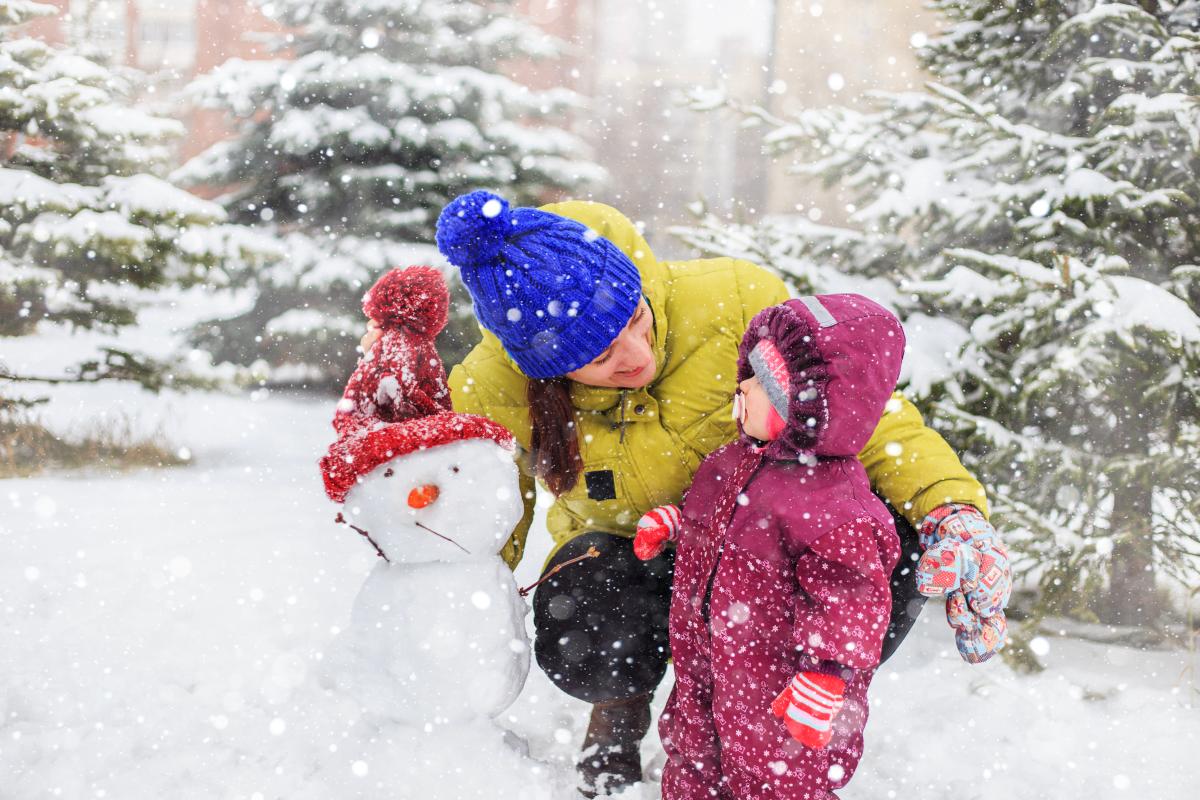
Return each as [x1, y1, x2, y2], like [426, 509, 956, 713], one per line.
[451, 466, 460, 474]
[383, 468, 394, 478]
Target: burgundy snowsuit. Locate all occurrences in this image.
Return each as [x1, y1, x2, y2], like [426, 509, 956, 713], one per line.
[659, 295, 905, 800]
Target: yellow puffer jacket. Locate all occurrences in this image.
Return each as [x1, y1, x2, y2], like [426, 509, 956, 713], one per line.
[448, 201, 988, 569]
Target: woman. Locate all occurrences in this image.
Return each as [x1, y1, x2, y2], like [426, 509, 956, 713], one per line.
[361, 190, 1010, 797]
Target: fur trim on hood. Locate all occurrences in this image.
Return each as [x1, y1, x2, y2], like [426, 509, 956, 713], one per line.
[736, 295, 905, 461]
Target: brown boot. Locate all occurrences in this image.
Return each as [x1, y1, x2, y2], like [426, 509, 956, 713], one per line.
[577, 693, 652, 797]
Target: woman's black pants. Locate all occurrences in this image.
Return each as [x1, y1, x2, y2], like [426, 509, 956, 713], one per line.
[532, 506, 926, 703]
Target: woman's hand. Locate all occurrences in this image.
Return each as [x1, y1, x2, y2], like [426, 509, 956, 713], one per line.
[359, 319, 381, 354]
[915, 504, 1012, 663]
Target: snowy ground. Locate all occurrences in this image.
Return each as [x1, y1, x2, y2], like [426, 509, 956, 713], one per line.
[2, 388, 1198, 799]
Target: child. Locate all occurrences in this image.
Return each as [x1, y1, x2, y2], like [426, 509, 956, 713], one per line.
[634, 294, 905, 799]
[334, 265, 451, 438]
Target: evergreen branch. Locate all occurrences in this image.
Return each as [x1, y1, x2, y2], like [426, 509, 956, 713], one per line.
[943, 248, 1066, 287]
[930, 400, 1101, 473]
[0, 0, 56, 26]
[988, 493, 1062, 551]
[678, 86, 791, 131]
[925, 82, 1089, 151]
[1047, 0, 1166, 50]
[0, 371, 82, 386]
[0, 394, 49, 412]
[0, 349, 215, 393]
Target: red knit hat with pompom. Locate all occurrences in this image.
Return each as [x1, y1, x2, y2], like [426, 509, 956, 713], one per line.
[320, 266, 514, 504]
[362, 264, 449, 337]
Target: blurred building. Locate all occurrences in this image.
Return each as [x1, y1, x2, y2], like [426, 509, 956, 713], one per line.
[19, 0, 69, 45]
[73, 0, 198, 73]
[17, 1, 929, 242]
[27, 1, 199, 71]
[181, 0, 281, 162]
[511, 0, 597, 92]
[571, 0, 931, 239]
[764, 0, 929, 217]
[582, 0, 772, 256]
[14, 1, 279, 162]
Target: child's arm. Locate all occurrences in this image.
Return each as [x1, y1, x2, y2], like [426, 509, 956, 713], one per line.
[771, 516, 894, 748]
[332, 358, 376, 436]
[791, 516, 895, 673]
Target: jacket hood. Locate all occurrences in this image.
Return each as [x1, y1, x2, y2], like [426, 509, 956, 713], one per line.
[737, 295, 905, 461]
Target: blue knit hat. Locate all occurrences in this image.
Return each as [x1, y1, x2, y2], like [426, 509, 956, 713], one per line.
[436, 190, 643, 379]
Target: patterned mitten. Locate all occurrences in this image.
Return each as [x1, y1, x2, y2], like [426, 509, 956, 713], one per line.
[945, 593, 1009, 664]
[633, 504, 682, 560]
[917, 504, 1012, 663]
[770, 672, 846, 749]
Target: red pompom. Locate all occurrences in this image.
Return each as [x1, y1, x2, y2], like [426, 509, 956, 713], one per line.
[362, 266, 449, 339]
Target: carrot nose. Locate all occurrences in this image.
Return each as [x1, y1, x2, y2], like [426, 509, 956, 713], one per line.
[407, 484, 440, 509]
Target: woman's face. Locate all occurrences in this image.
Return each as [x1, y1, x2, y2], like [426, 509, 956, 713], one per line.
[565, 298, 656, 389]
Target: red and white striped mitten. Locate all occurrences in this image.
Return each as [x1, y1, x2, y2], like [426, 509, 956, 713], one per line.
[633, 504, 682, 560]
[770, 672, 846, 749]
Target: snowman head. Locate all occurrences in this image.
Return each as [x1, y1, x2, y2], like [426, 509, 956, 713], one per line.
[341, 437, 522, 563]
[322, 408, 519, 563]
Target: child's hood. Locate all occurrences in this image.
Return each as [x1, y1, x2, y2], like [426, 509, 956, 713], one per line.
[736, 294, 905, 460]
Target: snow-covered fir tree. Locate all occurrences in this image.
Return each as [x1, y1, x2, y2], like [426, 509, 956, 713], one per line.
[178, 0, 603, 386]
[0, 0, 278, 411]
[678, 0, 1200, 627]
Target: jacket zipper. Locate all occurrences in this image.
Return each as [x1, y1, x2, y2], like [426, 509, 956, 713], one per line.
[699, 450, 763, 627]
[701, 541, 723, 625]
[613, 389, 628, 443]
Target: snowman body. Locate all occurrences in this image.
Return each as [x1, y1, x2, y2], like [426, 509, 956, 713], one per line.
[335, 438, 529, 724]
[345, 559, 526, 722]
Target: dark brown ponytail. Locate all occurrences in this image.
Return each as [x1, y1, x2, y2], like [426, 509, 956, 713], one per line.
[527, 377, 583, 496]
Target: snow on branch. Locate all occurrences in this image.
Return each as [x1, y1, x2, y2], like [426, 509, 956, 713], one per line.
[0, 0, 55, 26]
[926, 82, 1088, 151]
[943, 248, 1065, 287]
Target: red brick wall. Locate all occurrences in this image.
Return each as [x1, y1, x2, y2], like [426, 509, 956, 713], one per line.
[19, 0, 69, 45]
[509, 0, 594, 94]
[192, 0, 279, 74]
[183, 0, 284, 165]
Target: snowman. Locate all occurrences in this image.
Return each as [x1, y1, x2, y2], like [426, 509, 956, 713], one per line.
[317, 267, 555, 796]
